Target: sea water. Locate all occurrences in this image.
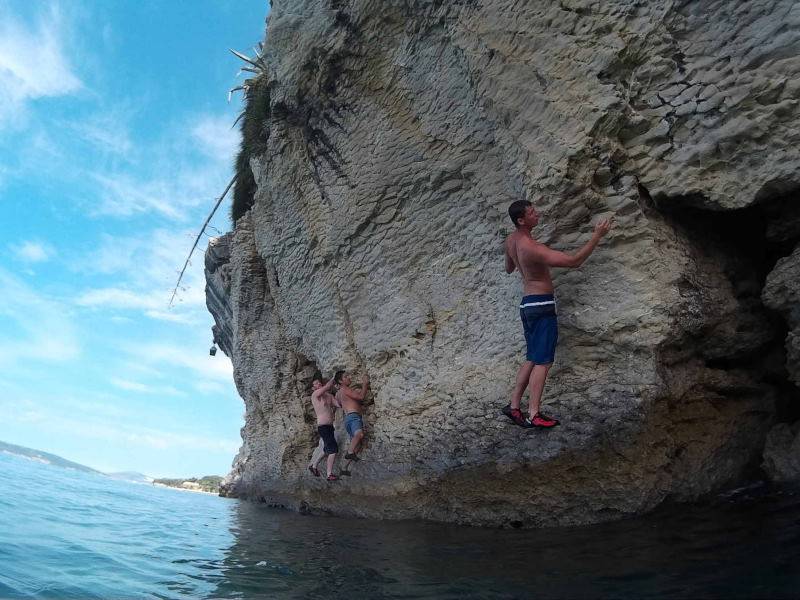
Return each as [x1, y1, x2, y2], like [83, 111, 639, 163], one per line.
[1, 450, 798, 599]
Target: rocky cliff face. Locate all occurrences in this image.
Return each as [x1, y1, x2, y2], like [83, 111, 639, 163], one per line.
[206, 0, 800, 527]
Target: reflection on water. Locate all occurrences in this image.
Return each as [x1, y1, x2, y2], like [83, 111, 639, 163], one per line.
[212, 484, 800, 599]
[1, 451, 798, 600]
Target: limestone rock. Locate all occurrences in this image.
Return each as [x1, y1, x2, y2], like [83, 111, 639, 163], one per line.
[762, 422, 800, 481]
[205, 0, 800, 527]
[763, 244, 800, 386]
[206, 234, 233, 358]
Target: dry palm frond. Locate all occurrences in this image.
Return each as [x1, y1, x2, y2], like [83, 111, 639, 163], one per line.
[230, 48, 262, 68]
[227, 47, 268, 103]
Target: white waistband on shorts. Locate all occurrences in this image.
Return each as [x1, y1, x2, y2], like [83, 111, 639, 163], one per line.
[519, 300, 555, 308]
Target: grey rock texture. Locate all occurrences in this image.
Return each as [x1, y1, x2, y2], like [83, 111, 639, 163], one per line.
[762, 422, 800, 481]
[763, 244, 800, 387]
[206, 234, 233, 358]
[206, 0, 800, 526]
[762, 243, 800, 482]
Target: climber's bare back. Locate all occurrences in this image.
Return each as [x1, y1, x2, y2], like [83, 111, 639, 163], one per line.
[505, 231, 554, 295]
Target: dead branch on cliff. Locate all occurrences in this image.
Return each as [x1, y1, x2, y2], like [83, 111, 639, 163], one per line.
[168, 174, 237, 308]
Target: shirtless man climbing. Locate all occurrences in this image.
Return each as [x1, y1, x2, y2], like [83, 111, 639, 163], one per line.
[503, 200, 612, 428]
[334, 370, 369, 468]
[307, 377, 341, 481]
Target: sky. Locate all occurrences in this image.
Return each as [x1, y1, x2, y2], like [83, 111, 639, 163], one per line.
[0, 0, 269, 477]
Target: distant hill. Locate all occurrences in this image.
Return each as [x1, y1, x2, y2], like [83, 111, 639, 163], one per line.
[106, 471, 153, 484]
[0, 440, 101, 474]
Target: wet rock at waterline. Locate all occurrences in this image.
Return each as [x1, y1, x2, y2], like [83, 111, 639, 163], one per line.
[762, 422, 800, 482]
[763, 244, 800, 388]
[205, 0, 800, 526]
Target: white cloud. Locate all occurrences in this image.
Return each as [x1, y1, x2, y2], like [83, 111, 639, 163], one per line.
[116, 360, 167, 381]
[13, 240, 55, 263]
[13, 128, 65, 176]
[87, 110, 239, 220]
[75, 227, 213, 324]
[111, 341, 235, 405]
[0, 267, 80, 366]
[193, 380, 229, 395]
[91, 172, 186, 219]
[76, 287, 200, 324]
[90, 162, 232, 220]
[143, 309, 196, 324]
[87, 234, 147, 275]
[0, 4, 82, 128]
[1, 397, 238, 455]
[89, 341, 235, 412]
[109, 377, 184, 396]
[109, 377, 151, 393]
[191, 114, 240, 160]
[126, 342, 234, 382]
[74, 112, 134, 157]
[109, 315, 134, 324]
[76, 287, 162, 311]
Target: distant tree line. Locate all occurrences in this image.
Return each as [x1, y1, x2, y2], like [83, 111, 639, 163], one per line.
[153, 476, 222, 493]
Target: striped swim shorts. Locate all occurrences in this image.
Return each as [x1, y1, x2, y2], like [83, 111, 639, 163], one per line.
[519, 294, 558, 364]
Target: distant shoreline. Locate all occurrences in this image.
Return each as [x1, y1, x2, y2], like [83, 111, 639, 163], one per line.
[152, 482, 219, 496]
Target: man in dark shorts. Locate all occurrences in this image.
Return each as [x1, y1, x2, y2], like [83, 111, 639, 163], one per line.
[503, 199, 612, 427]
[307, 377, 340, 481]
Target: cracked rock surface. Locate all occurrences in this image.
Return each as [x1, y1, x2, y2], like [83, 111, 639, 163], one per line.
[205, 0, 800, 526]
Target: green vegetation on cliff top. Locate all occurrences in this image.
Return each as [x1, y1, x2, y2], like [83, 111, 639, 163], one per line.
[232, 67, 271, 222]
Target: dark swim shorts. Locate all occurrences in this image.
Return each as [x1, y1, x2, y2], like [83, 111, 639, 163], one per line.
[520, 294, 558, 364]
[318, 424, 338, 455]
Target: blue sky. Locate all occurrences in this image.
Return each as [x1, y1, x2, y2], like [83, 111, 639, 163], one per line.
[0, 1, 269, 477]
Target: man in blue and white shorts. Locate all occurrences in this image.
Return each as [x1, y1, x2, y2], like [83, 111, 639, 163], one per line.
[334, 370, 370, 472]
[503, 200, 612, 428]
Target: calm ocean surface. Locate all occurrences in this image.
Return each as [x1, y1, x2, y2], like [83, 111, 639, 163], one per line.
[1, 451, 799, 599]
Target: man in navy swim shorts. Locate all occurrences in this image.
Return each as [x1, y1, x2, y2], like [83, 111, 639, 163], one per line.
[503, 200, 612, 427]
[307, 377, 341, 481]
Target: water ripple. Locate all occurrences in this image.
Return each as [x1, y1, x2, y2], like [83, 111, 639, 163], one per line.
[2, 452, 800, 598]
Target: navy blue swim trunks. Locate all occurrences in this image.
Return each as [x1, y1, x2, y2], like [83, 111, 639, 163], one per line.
[318, 424, 338, 455]
[520, 294, 558, 364]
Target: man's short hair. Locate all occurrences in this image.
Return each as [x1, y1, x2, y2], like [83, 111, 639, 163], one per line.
[508, 200, 532, 227]
[334, 370, 345, 384]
